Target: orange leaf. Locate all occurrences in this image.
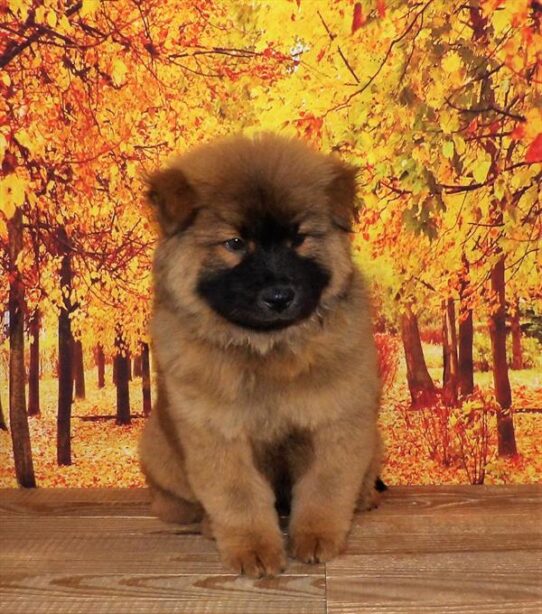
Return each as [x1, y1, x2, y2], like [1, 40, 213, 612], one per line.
[525, 134, 542, 163]
[466, 119, 478, 135]
[511, 123, 525, 140]
[352, 3, 365, 34]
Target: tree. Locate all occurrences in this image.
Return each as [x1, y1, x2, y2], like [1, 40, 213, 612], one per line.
[458, 256, 474, 397]
[141, 341, 152, 417]
[510, 299, 523, 370]
[27, 308, 40, 416]
[442, 298, 459, 406]
[133, 353, 142, 378]
[72, 338, 85, 400]
[0, 386, 7, 431]
[57, 225, 73, 466]
[95, 344, 105, 389]
[400, 305, 437, 406]
[489, 254, 517, 457]
[114, 330, 131, 425]
[8, 207, 35, 486]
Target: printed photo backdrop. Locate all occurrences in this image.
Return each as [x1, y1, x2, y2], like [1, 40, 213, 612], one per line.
[0, 0, 541, 488]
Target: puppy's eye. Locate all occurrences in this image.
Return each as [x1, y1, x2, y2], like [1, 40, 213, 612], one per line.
[291, 233, 306, 248]
[223, 238, 246, 253]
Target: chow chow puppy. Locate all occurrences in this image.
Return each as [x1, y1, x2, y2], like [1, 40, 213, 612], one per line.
[139, 133, 382, 577]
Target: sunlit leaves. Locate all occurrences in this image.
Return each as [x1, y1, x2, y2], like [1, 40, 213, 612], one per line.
[0, 174, 26, 218]
[442, 141, 454, 159]
[111, 59, 128, 87]
[441, 51, 462, 73]
[472, 158, 492, 184]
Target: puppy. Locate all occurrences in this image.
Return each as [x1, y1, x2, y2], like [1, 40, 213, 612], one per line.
[139, 133, 382, 577]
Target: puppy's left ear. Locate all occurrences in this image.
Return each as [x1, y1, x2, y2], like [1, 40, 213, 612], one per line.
[326, 160, 358, 232]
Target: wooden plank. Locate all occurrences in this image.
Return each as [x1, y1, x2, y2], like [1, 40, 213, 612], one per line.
[0, 598, 325, 614]
[1, 485, 540, 516]
[326, 553, 542, 613]
[0, 516, 323, 576]
[345, 514, 542, 554]
[374, 484, 542, 516]
[0, 572, 324, 601]
[0, 487, 151, 517]
[327, 486, 542, 614]
[1, 532, 322, 576]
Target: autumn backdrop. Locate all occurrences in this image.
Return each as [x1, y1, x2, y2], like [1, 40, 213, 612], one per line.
[0, 0, 541, 487]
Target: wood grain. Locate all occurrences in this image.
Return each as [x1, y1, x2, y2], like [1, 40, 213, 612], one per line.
[327, 485, 542, 614]
[0, 486, 540, 614]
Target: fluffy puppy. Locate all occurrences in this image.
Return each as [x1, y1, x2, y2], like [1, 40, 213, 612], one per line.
[139, 133, 382, 578]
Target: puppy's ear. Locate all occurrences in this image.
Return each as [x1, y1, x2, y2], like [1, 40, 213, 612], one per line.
[146, 167, 198, 236]
[326, 160, 358, 232]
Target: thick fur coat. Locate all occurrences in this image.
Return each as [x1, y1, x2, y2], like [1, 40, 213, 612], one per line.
[139, 133, 382, 577]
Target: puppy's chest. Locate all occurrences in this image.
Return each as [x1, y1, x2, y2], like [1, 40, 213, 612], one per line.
[223, 367, 333, 437]
[163, 340, 343, 437]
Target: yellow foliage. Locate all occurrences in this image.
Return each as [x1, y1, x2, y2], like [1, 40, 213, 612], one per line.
[0, 174, 26, 218]
[441, 51, 462, 73]
[0, 0, 540, 486]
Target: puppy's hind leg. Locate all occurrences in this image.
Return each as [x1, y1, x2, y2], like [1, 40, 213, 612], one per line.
[148, 485, 204, 525]
[140, 410, 202, 525]
[356, 432, 387, 512]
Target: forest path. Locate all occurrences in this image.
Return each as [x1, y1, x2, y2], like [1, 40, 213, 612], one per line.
[1, 486, 541, 613]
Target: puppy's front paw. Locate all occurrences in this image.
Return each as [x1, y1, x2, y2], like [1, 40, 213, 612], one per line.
[289, 530, 346, 564]
[218, 534, 287, 578]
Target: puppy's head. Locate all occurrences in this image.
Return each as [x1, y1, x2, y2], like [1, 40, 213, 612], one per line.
[147, 133, 357, 347]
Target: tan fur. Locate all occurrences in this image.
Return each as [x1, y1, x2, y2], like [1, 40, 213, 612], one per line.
[139, 133, 382, 578]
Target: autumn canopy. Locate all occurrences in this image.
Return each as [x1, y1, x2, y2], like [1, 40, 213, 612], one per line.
[0, 0, 541, 488]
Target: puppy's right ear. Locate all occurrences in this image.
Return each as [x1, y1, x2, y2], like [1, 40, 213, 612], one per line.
[146, 167, 198, 236]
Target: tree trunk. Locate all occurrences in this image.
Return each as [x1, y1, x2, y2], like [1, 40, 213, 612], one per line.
[72, 339, 86, 399]
[400, 305, 437, 406]
[0, 387, 7, 430]
[115, 332, 131, 425]
[112, 356, 117, 386]
[489, 255, 517, 457]
[458, 255, 474, 396]
[442, 298, 459, 406]
[96, 344, 105, 389]
[141, 342, 151, 416]
[28, 309, 40, 416]
[8, 208, 36, 487]
[510, 299, 523, 370]
[133, 353, 142, 377]
[57, 226, 73, 466]
[127, 352, 132, 381]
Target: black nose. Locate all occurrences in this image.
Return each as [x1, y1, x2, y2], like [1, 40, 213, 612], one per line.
[258, 285, 296, 313]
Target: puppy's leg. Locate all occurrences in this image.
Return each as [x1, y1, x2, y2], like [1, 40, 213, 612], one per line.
[289, 418, 376, 564]
[140, 411, 202, 525]
[149, 485, 203, 524]
[356, 431, 385, 512]
[179, 424, 286, 578]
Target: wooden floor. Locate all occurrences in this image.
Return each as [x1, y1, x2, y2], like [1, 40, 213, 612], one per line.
[1, 486, 541, 614]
